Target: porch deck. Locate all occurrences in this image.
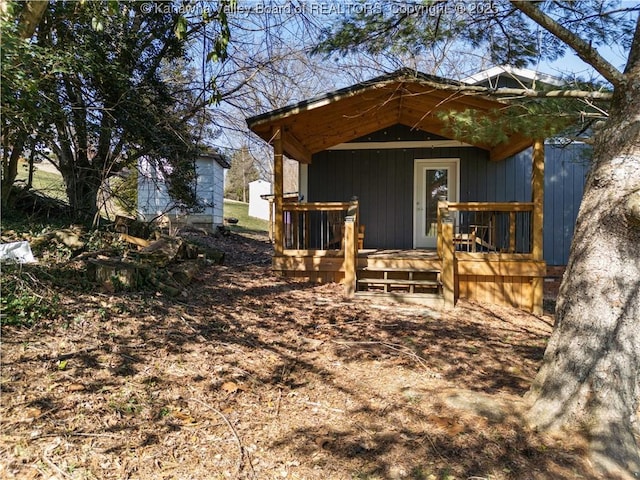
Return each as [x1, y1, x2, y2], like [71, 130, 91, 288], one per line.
[274, 247, 544, 311]
[272, 199, 545, 313]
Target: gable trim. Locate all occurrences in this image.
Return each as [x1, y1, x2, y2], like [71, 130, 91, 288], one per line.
[327, 140, 473, 151]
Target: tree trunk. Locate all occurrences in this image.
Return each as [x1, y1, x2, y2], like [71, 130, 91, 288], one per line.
[526, 71, 640, 478]
[18, 0, 48, 39]
[60, 162, 102, 223]
[1, 132, 28, 208]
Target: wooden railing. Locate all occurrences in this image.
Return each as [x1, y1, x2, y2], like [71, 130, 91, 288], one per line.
[281, 201, 356, 252]
[437, 201, 534, 257]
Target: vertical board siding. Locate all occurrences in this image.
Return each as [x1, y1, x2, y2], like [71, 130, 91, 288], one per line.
[306, 126, 588, 265]
[544, 143, 590, 266]
[138, 157, 225, 228]
[212, 161, 225, 225]
[458, 149, 531, 202]
[309, 145, 490, 249]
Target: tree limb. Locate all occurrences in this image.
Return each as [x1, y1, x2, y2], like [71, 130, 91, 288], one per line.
[18, 0, 48, 39]
[510, 1, 624, 86]
[367, 75, 613, 101]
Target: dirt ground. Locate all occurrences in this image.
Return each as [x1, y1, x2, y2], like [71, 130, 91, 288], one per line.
[1, 231, 598, 480]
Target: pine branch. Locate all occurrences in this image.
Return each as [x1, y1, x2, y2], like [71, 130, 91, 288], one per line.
[371, 75, 613, 101]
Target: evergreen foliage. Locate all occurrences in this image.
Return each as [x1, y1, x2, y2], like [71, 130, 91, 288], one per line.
[314, 1, 628, 144]
[224, 146, 260, 202]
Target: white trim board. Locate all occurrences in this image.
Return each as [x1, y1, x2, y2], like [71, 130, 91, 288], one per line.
[327, 140, 472, 150]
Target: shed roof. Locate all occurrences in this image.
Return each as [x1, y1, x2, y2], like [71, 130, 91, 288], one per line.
[199, 150, 231, 169]
[246, 69, 534, 163]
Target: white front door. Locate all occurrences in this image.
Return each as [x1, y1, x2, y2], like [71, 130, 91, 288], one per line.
[414, 159, 459, 248]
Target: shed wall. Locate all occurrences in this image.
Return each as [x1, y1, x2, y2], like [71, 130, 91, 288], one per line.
[248, 180, 272, 220]
[138, 157, 226, 229]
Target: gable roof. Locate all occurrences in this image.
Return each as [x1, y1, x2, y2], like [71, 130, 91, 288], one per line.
[246, 68, 534, 163]
[463, 65, 564, 88]
[200, 150, 230, 169]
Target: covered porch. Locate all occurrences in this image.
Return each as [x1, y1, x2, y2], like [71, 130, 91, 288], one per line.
[247, 70, 547, 313]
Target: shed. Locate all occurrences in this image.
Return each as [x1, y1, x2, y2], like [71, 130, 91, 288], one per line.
[137, 151, 230, 231]
[248, 180, 272, 221]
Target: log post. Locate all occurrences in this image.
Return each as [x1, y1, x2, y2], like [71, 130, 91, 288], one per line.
[531, 138, 545, 314]
[343, 198, 359, 297]
[273, 127, 284, 255]
[441, 213, 455, 309]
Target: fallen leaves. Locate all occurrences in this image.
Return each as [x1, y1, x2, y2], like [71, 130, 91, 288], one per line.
[0, 231, 595, 480]
[220, 381, 243, 394]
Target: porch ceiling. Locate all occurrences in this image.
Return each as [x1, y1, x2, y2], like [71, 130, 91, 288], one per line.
[246, 70, 534, 164]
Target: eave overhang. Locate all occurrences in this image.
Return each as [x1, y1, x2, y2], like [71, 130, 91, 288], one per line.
[246, 69, 534, 163]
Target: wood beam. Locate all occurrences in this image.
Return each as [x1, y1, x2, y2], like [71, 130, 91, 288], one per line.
[343, 213, 357, 297]
[441, 218, 456, 309]
[283, 128, 312, 164]
[531, 138, 544, 260]
[273, 126, 284, 255]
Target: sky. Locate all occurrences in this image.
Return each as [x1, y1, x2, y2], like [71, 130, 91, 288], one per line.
[207, 0, 638, 155]
[541, 42, 630, 82]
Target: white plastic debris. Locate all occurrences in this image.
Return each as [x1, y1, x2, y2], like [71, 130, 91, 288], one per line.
[0, 241, 36, 264]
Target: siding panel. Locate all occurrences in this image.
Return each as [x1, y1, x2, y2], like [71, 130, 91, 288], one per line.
[543, 144, 590, 265]
[307, 126, 588, 264]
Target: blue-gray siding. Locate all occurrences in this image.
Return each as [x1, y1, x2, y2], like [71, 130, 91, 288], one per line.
[307, 126, 589, 265]
[544, 144, 590, 265]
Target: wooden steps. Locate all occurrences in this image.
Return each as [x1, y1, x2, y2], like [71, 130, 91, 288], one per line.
[355, 265, 444, 306]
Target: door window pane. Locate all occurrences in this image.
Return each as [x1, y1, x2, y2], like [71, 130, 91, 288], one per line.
[425, 168, 448, 236]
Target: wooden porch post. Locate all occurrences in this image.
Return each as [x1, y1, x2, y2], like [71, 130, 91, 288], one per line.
[437, 197, 449, 259]
[441, 214, 455, 309]
[531, 138, 545, 314]
[273, 127, 284, 255]
[344, 198, 359, 297]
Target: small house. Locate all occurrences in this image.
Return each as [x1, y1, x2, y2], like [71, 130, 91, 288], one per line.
[137, 151, 230, 231]
[246, 69, 590, 313]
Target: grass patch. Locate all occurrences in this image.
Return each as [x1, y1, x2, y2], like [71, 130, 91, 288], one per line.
[223, 199, 269, 234]
[15, 161, 67, 202]
[0, 264, 62, 327]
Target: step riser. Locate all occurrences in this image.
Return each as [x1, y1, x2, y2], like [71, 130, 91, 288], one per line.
[362, 258, 442, 271]
[354, 291, 445, 308]
[356, 267, 443, 297]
